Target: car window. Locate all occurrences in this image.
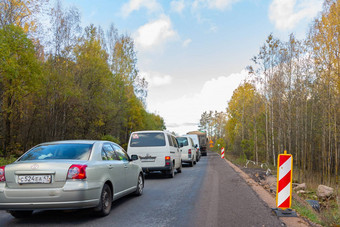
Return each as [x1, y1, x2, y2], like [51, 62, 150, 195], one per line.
[102, 149, 108, 160]
[177, 137, 188, 146]
[102, 143, 118, 160]
[189, 138, 194, 146]
[172, 136, 179, 148]
[19, 144, 93, 161]
[130, 132, 166, 147]
[112, 144, 129, 161]
[167, 135, 173, 147]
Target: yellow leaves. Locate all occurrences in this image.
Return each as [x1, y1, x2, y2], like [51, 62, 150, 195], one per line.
[0, 0, 41, 33]
[94, 119, 105, 127]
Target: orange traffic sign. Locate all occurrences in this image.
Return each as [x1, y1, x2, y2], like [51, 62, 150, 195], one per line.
[209, 140, 213, 144]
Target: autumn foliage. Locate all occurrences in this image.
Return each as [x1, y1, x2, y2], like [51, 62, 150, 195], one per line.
[0, 0, 166, 156]
[201, 0, 339, 186]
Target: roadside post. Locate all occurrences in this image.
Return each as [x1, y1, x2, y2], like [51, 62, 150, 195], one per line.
[221, 147, 225, 159]
[272, 150, 297, 217]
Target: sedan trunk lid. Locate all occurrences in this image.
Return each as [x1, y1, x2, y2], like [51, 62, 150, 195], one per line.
[4, 160, 88, 189]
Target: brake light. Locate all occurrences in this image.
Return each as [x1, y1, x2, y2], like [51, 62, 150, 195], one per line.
[0, 166, 5, 182]
[188, 149, 191, 154]
[67, 165, 87, 179]
[165, 156, 171, 166]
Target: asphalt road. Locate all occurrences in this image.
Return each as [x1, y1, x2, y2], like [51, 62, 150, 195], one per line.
[0, 151, 284, 227]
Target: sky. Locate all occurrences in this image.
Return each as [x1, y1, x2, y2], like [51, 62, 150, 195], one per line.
[64, 0, 324, 135]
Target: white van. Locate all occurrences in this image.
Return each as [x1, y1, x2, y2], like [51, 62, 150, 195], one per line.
[184, 134, 201, 162]
[177, 136, 196, 167]
[127, 130, 182, 178]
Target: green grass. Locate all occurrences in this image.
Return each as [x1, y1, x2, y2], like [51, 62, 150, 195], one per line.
[292, 199, 323, 225]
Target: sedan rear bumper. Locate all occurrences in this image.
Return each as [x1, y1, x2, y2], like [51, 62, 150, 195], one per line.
[0, 181, 101, 210]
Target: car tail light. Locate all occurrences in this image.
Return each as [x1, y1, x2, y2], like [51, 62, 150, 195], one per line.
[0, 166, 5, 182]
[188, 149, 192, 158]
[165, 156, 171, 166]
[67, 165, 87, 179]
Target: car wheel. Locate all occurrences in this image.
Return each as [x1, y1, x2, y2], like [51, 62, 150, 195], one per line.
[194, 160, 197, 165]
[94, 184, 112, 217]
[189, 160, 194, 167]
[167, 166, 175, 178]
[8, 210, 33, 219]
[177, 162, 182, 173]
[134, 174, 144, 196]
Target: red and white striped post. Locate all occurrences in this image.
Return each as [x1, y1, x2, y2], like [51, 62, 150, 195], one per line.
[221, 147, 225, 159]
[276, 150, 293, 209]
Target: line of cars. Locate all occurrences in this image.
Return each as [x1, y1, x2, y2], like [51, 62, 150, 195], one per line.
[0, 130, 204, 218]
[127, 130, 202, 178]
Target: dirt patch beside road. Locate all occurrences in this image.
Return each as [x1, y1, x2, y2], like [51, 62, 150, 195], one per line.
[224, 158, 311, 227]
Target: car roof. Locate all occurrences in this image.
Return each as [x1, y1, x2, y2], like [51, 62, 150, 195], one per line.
[37, 140, 112, 146]
[132, 130, 172, 134]
[132, 130, 163, 132]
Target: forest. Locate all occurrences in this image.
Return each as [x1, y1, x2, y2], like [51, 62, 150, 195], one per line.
[0, 0, 166, 156]
[200, 0, 339, 187]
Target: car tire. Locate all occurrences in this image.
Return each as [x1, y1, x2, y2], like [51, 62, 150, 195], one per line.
[194, 160, 197, 165]
[189, 160, 194, 167]
[8, 210, 33, 219]
[134, 174, 144, 196]
[94, 184, 112, 217]
[177, 162, 182, 173]
[167, 166, 175, 178]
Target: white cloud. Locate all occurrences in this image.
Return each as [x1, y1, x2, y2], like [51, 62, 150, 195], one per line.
[269, 0, 323, 30]
[171, 0, 185, 13]
[134, 15, 178, 51]
[140, 71, 173, 87]
[210, 24, 218, 32]
[182, 38, 192, 47]
[193, 0, 240, 10]
[121, 0, 161, 17]
[147, 70, 248, 135]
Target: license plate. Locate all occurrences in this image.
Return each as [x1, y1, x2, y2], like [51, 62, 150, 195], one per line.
[18, 175, 51, 184]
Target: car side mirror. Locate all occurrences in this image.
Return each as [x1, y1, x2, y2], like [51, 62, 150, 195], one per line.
[179, 143, 184, 148]
[195, 144, 198, 148]
[130, 155, 138, 161]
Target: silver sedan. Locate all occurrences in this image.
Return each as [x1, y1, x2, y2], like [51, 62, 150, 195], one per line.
[0, 140, 144, 218]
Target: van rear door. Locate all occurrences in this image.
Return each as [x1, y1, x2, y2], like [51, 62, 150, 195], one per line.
[128, 132, 167, 168]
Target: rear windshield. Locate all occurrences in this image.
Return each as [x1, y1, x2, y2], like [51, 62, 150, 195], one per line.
[177, 137, 188, 146]
[130, 132, 166, 147]
[19, 144, 93, 161]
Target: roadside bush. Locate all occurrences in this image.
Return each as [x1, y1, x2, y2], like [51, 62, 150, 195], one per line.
[101, 135, 120, 144]
[0, 156, 17, 166]
[213, 138, 226, 153]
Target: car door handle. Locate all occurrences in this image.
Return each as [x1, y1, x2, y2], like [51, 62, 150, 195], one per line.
[108, 164, 114, 169]
[124, 165, 128, 168]
[170, 151, 175, 153]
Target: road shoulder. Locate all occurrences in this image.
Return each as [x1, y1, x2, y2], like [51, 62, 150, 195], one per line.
[224, 158, 310, 227]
